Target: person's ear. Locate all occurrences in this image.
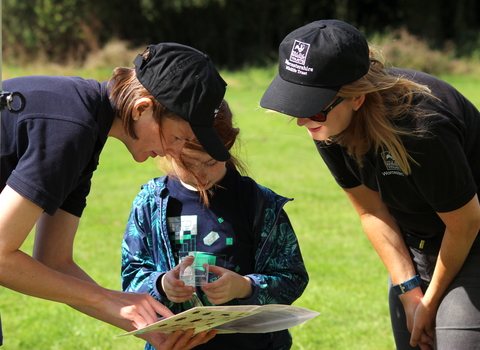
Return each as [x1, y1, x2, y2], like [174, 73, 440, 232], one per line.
[133, 98, 154, 120]
[351, 95, 366, 111]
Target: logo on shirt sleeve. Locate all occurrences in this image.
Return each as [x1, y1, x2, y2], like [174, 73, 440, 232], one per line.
[381, 151, 405, 176]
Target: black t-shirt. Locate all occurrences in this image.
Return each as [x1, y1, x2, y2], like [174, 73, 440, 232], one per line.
[1, 75, 114, 217]
[166, 168, 257, 278]
[317, 68, 480, 238]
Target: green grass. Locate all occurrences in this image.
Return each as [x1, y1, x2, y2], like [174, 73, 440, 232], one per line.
[0, 66, 479, 349]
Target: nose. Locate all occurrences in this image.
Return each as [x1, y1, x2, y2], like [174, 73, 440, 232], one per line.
[195, 167, 208, 182]
[296, 117, 307, 127]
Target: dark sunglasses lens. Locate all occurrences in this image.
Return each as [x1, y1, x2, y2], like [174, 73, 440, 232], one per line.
[309, 113, 327, 122]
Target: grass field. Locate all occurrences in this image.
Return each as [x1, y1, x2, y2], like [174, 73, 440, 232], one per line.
[0, 66, 479, 349]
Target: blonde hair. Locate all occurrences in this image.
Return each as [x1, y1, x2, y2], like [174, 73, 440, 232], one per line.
[331, 54, 436, 175]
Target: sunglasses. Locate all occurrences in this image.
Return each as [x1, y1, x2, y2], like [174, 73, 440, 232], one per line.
[307, 97, 345, 122]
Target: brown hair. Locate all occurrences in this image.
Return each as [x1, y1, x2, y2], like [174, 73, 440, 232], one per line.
[330, 53, 435, 175]
[107, 48, 181, 139]
[165, 99, 247, 206]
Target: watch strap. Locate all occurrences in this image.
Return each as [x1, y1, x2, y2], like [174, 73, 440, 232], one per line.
[392, 275, 422, 295]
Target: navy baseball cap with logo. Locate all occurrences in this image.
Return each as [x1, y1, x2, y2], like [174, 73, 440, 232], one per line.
[134, 43, 230, 161]
[260, 19, 370, 118]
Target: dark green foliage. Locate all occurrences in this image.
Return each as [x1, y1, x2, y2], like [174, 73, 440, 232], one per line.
[2, 0, 480, 68]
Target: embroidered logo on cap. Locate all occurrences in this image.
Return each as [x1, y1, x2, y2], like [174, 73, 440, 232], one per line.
[289, 40, 310, 65]
[285, 40, 314, 76]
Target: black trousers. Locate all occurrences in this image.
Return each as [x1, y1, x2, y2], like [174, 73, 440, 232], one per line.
[389, 235, 480, 349]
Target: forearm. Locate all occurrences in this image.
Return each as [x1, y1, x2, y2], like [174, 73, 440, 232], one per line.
[49, 257, 139, 331]
[423, 227, 478, 308]
[0, 187, 171, 334]
[344, 185, 416, 284]
[246, 237, 308, 306]
[347, 187, 424, 331]
[360, 211, 416, 284]
[122, 249, 171, 304]
[247, 209, 308, 305]
[0, 249, 107, 309]
[244, 270, 308, 305]
[424, 195, 480, 307]
[0, 248, 160, 333]
[359, 212, 426, 316]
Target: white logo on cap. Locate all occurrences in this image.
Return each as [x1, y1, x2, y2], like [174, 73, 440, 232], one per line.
[290, 40, 310, 65]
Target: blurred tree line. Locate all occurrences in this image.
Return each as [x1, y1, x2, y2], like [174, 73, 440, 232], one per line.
[2, 0, 480, 69]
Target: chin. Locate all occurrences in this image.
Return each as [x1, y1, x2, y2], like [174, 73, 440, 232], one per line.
[133, 154, 148, 163]
[309, 132, 329, 141]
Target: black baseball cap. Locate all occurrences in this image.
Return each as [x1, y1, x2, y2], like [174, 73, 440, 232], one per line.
[134, 43, 230, 161]
[260, 19, 370, 118]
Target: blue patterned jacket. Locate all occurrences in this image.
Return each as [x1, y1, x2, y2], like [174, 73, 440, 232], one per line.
[121, 172, 309, 349]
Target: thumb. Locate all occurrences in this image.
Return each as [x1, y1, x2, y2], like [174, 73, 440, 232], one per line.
[167, 256, 193, 282]
[410, 326, 421, 347]
[207, 264, 226, 276]
[180, 255, 195, 268]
